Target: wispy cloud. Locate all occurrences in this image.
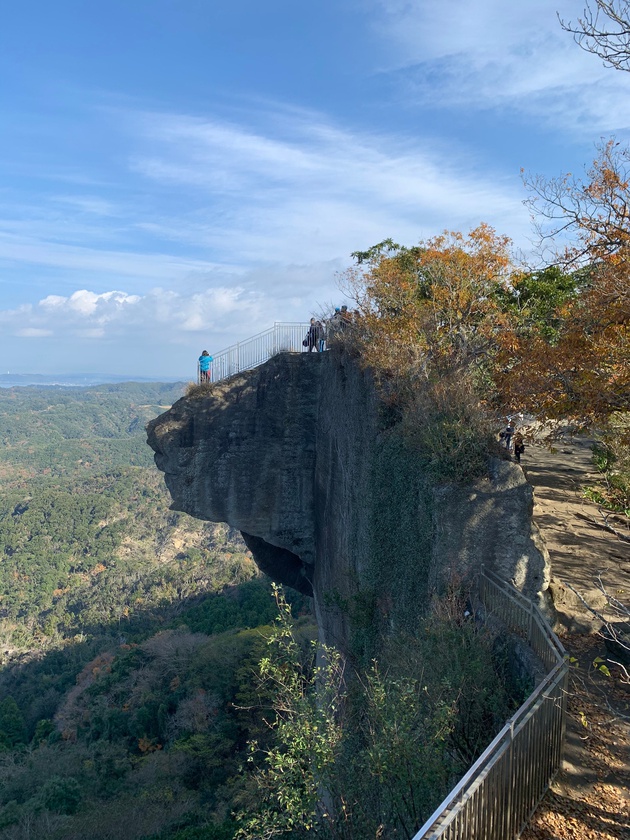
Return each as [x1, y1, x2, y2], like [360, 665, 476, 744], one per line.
[370, 0, 630, 134]
[51, 194, 118, 216]
[0, 230, 226, 280]
[126, 105, 530, 264]
[0, 99, 533, 310]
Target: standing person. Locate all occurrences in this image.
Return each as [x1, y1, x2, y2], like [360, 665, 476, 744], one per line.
[513, 431, 525, 463]
[198, 350, 212, 382]
[317, 320, 326, 352]
[504, 421, 514, 451]
[306, 318, 320, 352]
[340, 305, 352, 327]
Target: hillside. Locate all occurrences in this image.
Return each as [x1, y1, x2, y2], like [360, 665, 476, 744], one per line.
[0, 382, 261, 656]
[0, 382, 311, 839]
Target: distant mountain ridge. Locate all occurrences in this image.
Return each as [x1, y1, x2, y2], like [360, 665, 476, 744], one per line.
[0, 373, 187, 387]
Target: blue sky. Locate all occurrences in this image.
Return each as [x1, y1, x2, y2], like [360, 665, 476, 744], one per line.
[1, 0, 629, 378]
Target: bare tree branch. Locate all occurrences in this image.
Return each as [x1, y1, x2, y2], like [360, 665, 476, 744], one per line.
[560, 1, 630, 71]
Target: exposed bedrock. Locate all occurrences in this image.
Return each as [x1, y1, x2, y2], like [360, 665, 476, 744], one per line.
[146, 350, 550, 651]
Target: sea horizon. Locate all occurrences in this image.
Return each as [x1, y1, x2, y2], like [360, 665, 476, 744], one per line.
[0, 372, 188, 388]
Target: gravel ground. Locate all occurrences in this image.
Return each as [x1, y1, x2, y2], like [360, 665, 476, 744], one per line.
[517, 431, 629, 840]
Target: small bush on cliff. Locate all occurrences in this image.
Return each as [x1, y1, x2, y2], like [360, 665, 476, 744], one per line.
[185, 381, 214, 398]
[236, 587, 344, 840]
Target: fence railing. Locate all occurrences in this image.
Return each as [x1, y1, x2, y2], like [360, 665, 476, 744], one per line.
[413, 568, 568, 840]
[197, 322, 310, 384]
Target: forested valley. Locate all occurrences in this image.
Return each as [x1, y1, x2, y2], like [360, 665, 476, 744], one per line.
[0, 382, 308, 840]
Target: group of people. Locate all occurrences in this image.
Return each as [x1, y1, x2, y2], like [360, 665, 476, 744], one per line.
[303, 306, 353, 353]
[198, 304, 354, 380]
[499, 418, 525, 463]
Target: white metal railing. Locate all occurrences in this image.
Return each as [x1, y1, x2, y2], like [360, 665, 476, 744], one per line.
[413, 568, 568, 840]
[197, 322, 311, 384]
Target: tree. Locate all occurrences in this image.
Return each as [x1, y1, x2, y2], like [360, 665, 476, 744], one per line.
[512, 142, 630, 421]
[494, 266, 583, 342]
[524, 139, 630, 265]
[0, 697, 26, 750]
[339, 226, 520, 482]
[236, 586, 345, 840]
[560, 1, 630, 71]
[344, 225, 512, 398]
[38, 775, 82, 815]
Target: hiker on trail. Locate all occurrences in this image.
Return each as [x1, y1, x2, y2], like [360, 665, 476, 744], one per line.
[306, 318, 320, 352]
[503, 420, 514, 451]
[198, 350, 213, 382]
[513, 431, 525, 464]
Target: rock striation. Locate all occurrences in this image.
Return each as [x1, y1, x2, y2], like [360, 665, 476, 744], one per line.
[147, 350, 549, 651]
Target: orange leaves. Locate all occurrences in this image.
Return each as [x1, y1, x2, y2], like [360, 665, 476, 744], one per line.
[345, 208, 628, 425]
[344, 225, 513, 398]
[138, 737, 162, 753]
[496, 268, 630, 421]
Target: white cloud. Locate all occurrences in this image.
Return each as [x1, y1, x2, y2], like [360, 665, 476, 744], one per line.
[0, 285, 267, 342]
[51, 195, 117, 216]
[15, 327, 53, 337]
[0, 256, 349, 367]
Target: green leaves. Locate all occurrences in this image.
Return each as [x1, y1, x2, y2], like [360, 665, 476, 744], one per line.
[0, 697, 26, 750]
[237, 587, 343, 840]
[238, 590, 518, 840]
[593, 657, 612, 678]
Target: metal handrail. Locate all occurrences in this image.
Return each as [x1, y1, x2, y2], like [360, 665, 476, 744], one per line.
[413, 569, 568, 840]
[197, 322, 311, 384]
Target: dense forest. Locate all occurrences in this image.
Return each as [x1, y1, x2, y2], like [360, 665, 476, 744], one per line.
[0, 382, 308, 840]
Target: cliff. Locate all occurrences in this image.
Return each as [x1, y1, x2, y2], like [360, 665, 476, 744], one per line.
[146, 350, 549, 652]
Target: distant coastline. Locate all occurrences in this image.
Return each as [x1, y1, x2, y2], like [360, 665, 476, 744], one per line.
[0, 373, 188, 388]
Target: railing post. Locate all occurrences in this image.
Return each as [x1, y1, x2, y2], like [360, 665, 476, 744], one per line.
[506, 720, 514, 838]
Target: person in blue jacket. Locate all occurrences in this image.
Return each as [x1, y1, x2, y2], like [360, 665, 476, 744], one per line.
[198, 350, 213, 382]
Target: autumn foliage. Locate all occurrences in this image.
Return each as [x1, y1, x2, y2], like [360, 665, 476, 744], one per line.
[343, 146, 630, 430]
[344, 224, 512, 404]
[509, 141, 630, 422]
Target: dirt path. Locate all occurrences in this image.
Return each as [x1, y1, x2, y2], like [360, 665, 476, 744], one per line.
[518, 431, 630, 840]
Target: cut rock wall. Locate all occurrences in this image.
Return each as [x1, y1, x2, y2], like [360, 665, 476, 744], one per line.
[147, 350, 549, 650]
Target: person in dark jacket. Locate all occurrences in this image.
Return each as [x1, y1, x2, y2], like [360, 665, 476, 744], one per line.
[306, 318, 320, 352]
[513, 431, 525, 463]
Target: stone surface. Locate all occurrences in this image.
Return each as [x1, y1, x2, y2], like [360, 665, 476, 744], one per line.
[147, 350, 550, 650]
[431, 458, 550, 606]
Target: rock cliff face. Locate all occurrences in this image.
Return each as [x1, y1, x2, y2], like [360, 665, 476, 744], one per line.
[147, 350, 549, 651]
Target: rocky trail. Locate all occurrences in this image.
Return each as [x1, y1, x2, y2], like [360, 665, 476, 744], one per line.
[519, 431, 629, 840]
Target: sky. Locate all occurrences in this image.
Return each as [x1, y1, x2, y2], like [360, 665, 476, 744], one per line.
[2, 0, 630, 379]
